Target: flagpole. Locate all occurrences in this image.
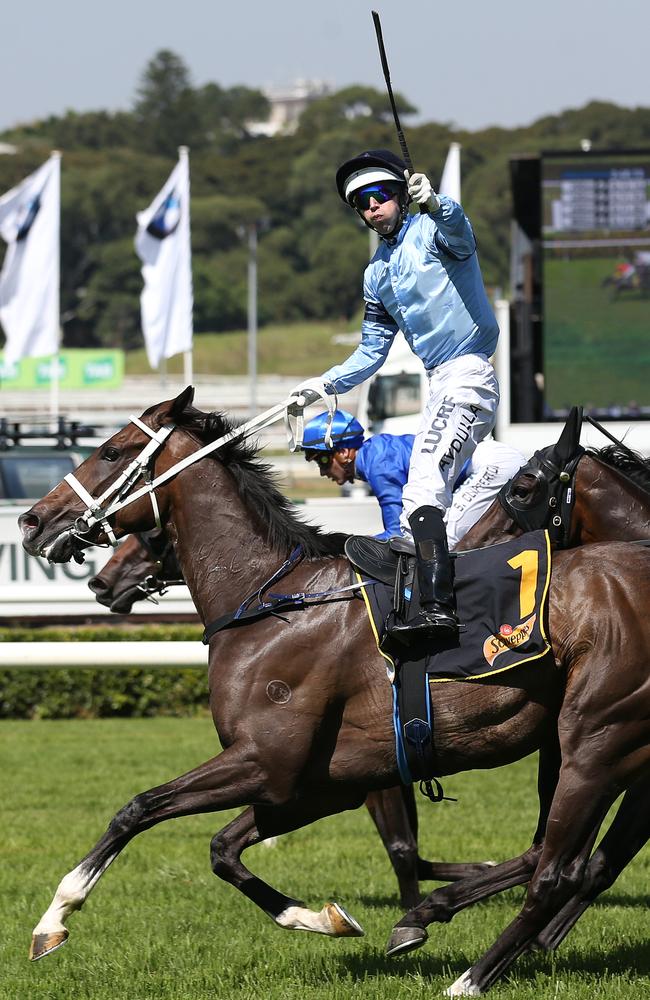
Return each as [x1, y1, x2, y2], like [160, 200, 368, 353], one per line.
[49, 350, 60, 428]
[247, 221, 258, 417]
[49, 151, 62, 429]
[183, 349, 193, 385]
[180, 147, 193, 388]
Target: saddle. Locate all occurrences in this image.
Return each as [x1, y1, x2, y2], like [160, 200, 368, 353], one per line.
[344, 535, 416, 586]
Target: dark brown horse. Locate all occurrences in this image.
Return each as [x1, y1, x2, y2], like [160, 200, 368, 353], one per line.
[88, 531, 487, 908]
[19, 390, 650, 994]
[86, 412, 650, 925]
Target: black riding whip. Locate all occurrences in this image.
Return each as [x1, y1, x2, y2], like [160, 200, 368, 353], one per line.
[371, 9, 426, 213]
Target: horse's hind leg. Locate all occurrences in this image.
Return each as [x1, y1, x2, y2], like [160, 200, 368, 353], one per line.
[30, 747, 269, 961]
[385, 733, 562, 957]
[365, 786, 496, 910]
[365, 788, 421, 908]
[210, 793, 366, 937]
[535, 772, 650, 951]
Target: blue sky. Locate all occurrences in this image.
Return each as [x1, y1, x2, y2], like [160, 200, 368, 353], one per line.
[2, 0, 648, 134]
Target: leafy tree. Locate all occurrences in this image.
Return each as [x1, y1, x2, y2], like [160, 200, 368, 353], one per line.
[74, 239, 141, 349]
[43, 110, 138, 150]
[133, 50, 203, 156]
[196, 83, 269, 150]
[296, 85, 416, 140]
[193, 253, 247, 331]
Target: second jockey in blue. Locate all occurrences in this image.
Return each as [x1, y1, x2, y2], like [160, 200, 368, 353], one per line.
[302, 409, 525, 547]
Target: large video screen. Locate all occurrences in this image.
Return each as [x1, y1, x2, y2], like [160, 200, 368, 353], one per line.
[542, 152, 650, 419]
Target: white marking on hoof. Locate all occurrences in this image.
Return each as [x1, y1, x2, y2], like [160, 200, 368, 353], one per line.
[261, 837, 278, 848]
[445, 969, 481, 996]
[275, 901, 364, 937]
[32, 855, 117, 938]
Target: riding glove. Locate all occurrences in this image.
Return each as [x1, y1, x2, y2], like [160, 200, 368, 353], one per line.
[405, 170, 441, 212]
[287, 377, 333, 415]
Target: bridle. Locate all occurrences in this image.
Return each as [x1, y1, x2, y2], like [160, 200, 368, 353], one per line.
[497, 444, 585, 548]
[497, 409, 649, 548]
[47, 390, 338, 558]
[64, 416, 174, 548]
[135, 530, 183, 602]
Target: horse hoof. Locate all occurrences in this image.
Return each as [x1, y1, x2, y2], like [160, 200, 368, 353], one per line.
[29, 929, 69, 961]
[445, 969, 482, 996]
[324, 902, 364, 937]
[385, 924, 428, 957]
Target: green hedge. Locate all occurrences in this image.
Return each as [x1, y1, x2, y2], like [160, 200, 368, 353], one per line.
[0, 624, 208, 720]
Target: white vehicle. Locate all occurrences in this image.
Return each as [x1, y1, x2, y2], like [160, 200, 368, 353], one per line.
[355, 332, 425, 435]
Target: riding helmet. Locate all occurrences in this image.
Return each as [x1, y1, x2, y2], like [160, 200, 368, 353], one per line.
[336, 149, 407, 205]
[302, 410, 365, 452]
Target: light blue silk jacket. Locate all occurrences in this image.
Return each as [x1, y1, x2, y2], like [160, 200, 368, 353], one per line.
[323, 196, 499, 394]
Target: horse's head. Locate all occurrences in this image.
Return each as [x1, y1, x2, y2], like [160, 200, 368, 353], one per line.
[457, 408, 585, 551]
[19, 387, 197, 563]
[88, 531, 182, 614]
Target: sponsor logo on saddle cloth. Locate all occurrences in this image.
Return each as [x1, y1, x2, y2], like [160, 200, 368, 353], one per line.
[483, 615, 538, 667]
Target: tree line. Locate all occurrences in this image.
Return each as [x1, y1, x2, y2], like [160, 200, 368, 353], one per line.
[1, 49, 649, 353]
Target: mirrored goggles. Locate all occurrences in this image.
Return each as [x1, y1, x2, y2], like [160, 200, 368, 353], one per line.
[352, 181, 402, 211]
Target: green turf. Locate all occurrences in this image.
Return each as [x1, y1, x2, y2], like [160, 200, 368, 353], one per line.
[3, 717, 649, 999]
[544, 256, 650, 409]
[124, 320, 362, 377]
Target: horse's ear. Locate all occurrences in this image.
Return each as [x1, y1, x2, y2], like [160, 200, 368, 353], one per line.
[554, 406, 583, 464]
[170, 386, 195, 422]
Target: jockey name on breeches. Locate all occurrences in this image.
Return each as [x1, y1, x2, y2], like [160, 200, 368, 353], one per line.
[400, 353, 499, 535]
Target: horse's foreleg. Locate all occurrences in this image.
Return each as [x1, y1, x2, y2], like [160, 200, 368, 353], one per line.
[385, 735, 562, 957]
[364, 787, 421, 908]
[209, 791, 366, 938]
[364, 785, 493, 910]
[440, 766, 621, 997]
[30, 747, 268, 961]
[535, 772, 650, 951]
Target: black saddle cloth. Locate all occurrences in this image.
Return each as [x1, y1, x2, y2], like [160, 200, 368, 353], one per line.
[351, 531, 553, 784]
[352, 530, 551, 682]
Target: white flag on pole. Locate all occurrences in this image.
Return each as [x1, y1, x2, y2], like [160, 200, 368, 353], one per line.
[439, 142, 461, 203]
[0, 152, 61, 365]
[135, 146, 193, 369]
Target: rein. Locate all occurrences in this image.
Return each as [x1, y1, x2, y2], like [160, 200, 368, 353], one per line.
[58, 390, 337, 553]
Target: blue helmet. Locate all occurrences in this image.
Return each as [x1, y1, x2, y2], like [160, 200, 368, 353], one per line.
[302, 409, 365, 452]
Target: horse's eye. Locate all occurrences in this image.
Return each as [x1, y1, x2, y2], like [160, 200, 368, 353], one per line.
[103, 446, 120, 462]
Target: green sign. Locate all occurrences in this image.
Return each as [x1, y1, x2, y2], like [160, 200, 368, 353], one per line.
[0, 349, 124, 389]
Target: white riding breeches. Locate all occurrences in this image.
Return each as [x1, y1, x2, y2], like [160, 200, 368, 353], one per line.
[444, 438, 525, 548]
[400, 354, 499, 535]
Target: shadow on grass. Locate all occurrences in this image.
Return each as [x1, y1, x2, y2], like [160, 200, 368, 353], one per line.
[332, 944, 452, 981]
[329, 937, 650, 989]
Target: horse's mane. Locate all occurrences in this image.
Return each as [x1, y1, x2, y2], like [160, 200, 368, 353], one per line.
[587, 443, 650, 494]
[174, 406, 348, 559]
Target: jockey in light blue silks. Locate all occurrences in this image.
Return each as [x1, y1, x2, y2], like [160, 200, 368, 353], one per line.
[289, 149, 500, 644]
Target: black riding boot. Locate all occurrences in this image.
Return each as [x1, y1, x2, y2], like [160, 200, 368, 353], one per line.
[390, 506, 459, 642]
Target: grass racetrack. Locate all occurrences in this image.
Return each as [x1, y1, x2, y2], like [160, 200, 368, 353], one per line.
[4, 717, 650, 999]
